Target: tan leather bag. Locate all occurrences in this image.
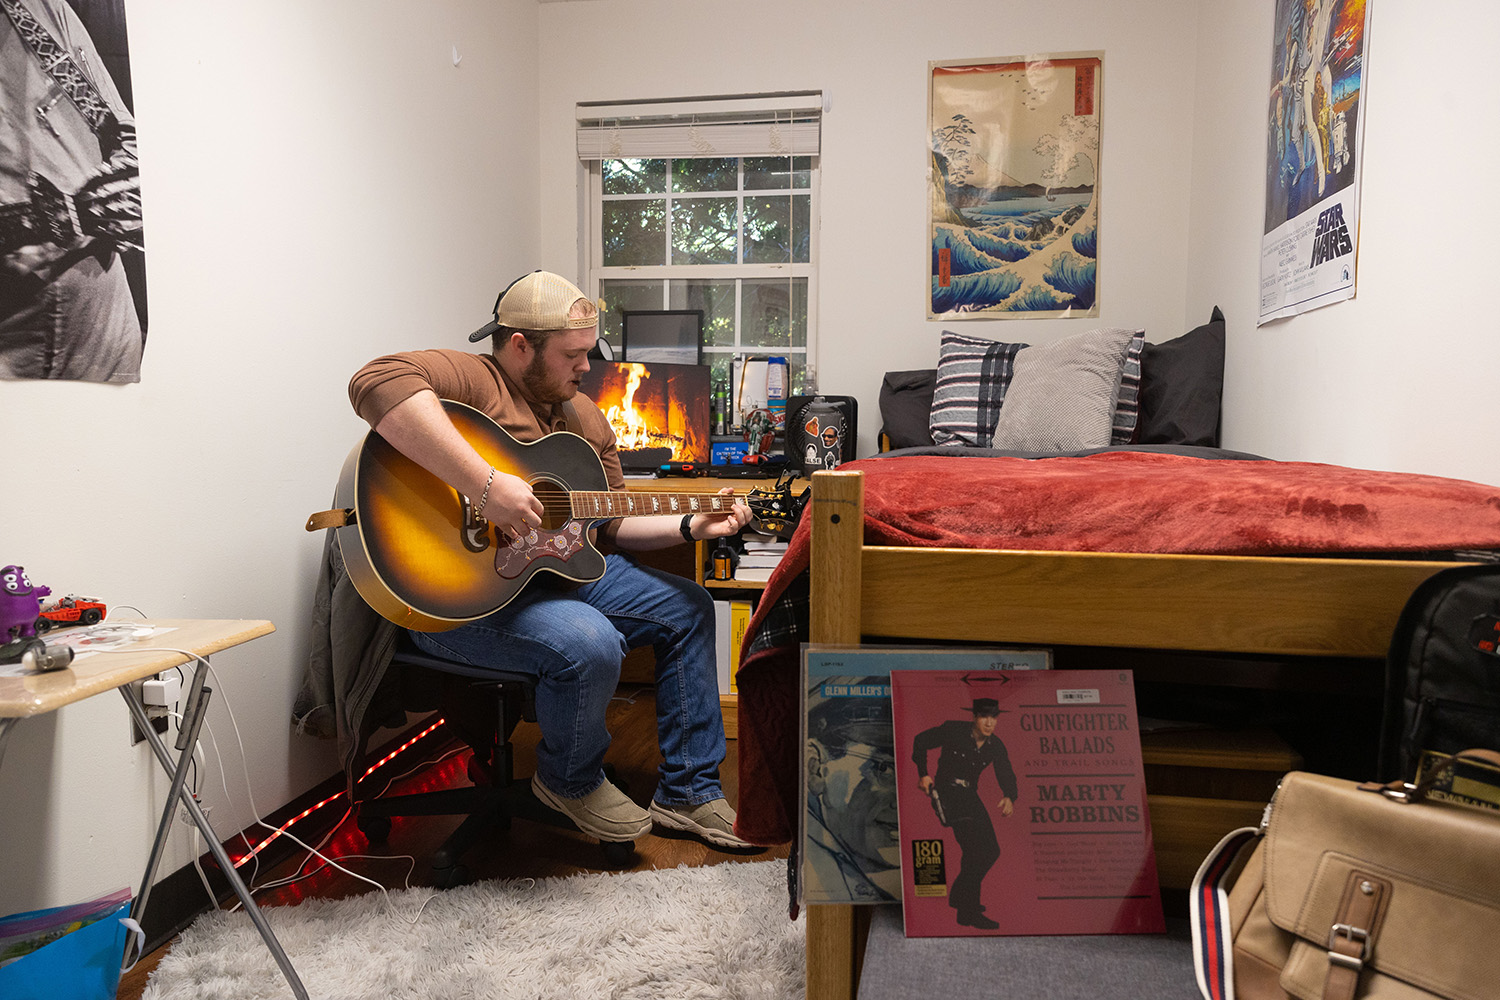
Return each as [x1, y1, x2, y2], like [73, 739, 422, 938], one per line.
[1190, 751, 1500, 1000]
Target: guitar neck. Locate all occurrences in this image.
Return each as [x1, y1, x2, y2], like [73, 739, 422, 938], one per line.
[568, 489, 741, 521]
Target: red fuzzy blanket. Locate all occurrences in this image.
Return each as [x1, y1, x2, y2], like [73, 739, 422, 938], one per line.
[733, 451, 1500, 844]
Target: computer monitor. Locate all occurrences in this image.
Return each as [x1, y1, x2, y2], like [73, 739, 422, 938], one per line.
[621, 310, 703, 365]
[577, 361, 712, 474]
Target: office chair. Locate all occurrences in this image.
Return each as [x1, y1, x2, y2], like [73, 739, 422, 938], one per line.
[355, 635, 635, 885]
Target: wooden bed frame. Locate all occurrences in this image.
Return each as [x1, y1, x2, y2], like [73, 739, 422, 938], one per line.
[802, 468, 1467, 1000]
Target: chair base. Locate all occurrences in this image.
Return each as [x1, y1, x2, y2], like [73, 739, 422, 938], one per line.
[364, 641, 636, 880]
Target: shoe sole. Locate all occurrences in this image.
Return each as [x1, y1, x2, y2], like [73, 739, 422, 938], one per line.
[531, 776, 650, 841]
[648, 800, 752, 849]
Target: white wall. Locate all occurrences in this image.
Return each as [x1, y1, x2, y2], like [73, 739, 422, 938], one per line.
[0, 0, 541, 914]
[537, 0, 1204, 457]
[1186, 2, 1500, 486]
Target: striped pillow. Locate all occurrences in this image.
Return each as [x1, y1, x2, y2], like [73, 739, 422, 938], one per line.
[1110, 331, 1146, 445]
[929, 331, 1029, 447]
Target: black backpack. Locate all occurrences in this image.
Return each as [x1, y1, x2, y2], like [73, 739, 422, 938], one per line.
[1380, 563, 1500, 782]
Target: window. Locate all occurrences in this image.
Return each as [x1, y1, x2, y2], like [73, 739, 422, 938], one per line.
[578, 95, 821, 397]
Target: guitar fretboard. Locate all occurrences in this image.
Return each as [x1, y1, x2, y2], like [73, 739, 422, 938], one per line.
[569, 490, 740, 520]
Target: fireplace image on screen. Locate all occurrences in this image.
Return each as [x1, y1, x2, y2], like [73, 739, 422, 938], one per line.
[578, 361, 712, 473]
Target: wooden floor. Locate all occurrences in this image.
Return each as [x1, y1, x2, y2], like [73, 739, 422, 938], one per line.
[118, 684, 785, 999]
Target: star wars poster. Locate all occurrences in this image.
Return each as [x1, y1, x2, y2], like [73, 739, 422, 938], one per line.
[800, 645, 1050, 906]
[928, 53, 1102, 320]
[891, 668, 1163, 937]
[1259, 0, 1372, 324]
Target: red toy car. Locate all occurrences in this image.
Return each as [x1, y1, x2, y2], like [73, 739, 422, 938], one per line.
[35, 596, 107, 633]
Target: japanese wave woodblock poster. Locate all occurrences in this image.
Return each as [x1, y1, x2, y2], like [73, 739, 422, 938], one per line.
[928, 54, 1102, 320]
[891, 668, 1163, 938]
[1260, 0, 1372, 323]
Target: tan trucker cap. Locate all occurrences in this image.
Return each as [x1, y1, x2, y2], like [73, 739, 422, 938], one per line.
[468, 270, 598, 341]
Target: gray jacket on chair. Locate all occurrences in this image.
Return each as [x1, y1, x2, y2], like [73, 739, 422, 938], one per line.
[293, 528, 406, 798]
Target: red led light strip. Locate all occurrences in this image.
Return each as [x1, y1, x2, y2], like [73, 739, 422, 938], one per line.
[229, 719, 448, 867]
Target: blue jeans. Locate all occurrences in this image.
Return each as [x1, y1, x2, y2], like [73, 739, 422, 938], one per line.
[408, 553, 725, 807]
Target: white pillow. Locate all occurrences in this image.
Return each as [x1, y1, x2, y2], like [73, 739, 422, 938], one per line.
[989, 327, 1138, 451]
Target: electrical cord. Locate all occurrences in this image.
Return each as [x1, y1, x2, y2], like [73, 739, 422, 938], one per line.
[164, 710, 260, 906]
[91, 646, 440, 922]
[244, 741, 465, 902]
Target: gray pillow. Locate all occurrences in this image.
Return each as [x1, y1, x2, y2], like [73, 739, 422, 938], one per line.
[990, 327, 1138, 451]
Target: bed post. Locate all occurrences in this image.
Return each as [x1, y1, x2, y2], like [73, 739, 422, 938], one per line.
[806, 470, 864, 1000]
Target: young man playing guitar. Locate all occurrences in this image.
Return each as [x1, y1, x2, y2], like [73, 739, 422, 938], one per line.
[345, 270, 754, 848]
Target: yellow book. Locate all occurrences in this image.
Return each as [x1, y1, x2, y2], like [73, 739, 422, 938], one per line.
[728, 600, 751, 694]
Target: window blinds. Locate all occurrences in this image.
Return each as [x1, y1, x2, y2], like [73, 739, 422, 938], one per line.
[575, 92, 822, 160]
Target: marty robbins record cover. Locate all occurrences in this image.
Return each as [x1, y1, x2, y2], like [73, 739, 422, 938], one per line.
[891, 668, 1163, 937]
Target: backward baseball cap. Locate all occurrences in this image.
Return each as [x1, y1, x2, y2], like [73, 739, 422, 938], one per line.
[468, 270, 598, 342]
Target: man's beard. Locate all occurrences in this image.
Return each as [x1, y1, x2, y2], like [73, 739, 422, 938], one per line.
[520, 352, 576, 404]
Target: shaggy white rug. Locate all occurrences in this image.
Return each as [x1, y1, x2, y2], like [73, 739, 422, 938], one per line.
[144, 860, 804, 1000]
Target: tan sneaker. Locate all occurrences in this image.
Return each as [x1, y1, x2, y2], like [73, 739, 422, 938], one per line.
[531, 774, 651, 841]
[648, 797, 753, 849]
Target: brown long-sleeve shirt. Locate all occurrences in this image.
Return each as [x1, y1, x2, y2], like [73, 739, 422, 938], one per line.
[348, 348, 626, 491]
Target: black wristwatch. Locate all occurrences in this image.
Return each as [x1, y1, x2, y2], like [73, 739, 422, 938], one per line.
[679, 513, 696, 543]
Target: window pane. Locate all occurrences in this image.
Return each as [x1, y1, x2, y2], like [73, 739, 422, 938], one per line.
[669, 279, 736, 349]
[602, 200, 667, 267]
[744, 155, 812, 190]
[603, 158, 666, 195]
[598, 279, 663, 347]
[789, 359, 810, 395]
[672, 157, 737, 192]
[742, 277, 807, 348]
[743, 195, 811, 264]
[792, 194, 810, 263]
[671, 197, 738, 265]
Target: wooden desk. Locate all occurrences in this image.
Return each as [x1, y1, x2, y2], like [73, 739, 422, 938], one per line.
[0, 619, 309, 1000]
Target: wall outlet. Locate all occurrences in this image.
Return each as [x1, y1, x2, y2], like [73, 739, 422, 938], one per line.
[129, 677, 170, 745]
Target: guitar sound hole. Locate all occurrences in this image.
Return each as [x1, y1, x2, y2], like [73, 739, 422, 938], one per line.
[534, 478, 571, 530]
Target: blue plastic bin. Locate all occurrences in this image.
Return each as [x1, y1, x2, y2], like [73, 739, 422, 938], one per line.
[0, 902, 139, 1000]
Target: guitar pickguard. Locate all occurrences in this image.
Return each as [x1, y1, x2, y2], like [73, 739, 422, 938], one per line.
[493, 521, 587, 580]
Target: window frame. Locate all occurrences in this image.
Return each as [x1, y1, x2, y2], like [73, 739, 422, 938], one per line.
[582, 155, 820, 391]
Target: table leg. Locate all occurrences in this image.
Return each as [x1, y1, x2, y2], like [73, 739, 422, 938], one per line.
[0, 717, 15, 769]
[120, 666, 309, 1000]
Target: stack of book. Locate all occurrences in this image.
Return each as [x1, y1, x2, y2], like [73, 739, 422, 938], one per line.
[733, 529, 788, 582]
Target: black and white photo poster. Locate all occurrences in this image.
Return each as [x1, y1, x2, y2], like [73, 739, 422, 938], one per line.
[1, 0, 147, 382]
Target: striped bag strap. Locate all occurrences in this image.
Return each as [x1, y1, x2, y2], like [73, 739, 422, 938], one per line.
[1189, 826, 1261, 1000]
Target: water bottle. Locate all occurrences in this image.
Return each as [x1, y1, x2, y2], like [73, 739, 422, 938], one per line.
[766, 356, 789, 431]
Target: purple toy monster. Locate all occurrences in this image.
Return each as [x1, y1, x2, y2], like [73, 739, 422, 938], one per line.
[2, 566, 51, 644]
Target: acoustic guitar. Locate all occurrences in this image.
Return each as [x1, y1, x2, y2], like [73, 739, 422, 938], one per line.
[318, 399, 803, 631]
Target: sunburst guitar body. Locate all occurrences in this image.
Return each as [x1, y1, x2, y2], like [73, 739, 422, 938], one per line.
[332, 399, 774, 631]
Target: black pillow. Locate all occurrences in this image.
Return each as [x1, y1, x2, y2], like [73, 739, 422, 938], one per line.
[877, 369, 937, 450]
[1137, 306, 1225, 447]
